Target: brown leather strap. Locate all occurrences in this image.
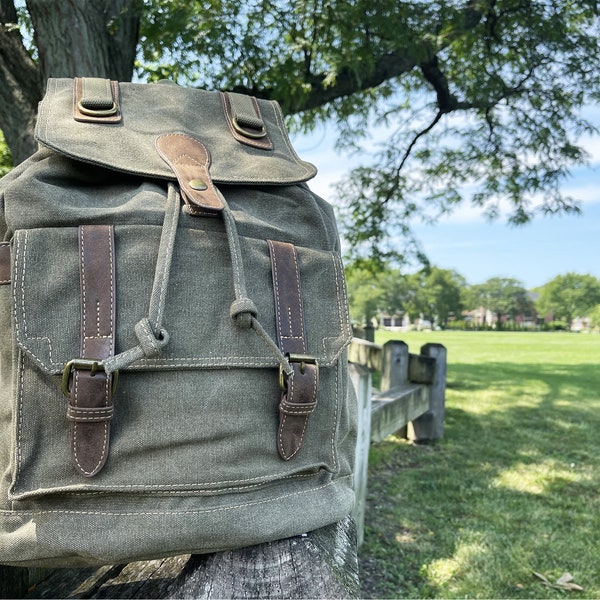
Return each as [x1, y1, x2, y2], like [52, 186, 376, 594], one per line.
[221, 92, 273, 151]
[73, 77, 121, 123]
[155, 133, 224, 215]
[268, 240, 318, 460]
[0, 242, 10, 285]
[67, 225, 116, 477]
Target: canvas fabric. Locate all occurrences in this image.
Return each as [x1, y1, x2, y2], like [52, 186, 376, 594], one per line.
[0, 78, 356, 567]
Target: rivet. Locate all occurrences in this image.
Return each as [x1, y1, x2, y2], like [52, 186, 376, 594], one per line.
[189, 178, 208, 191]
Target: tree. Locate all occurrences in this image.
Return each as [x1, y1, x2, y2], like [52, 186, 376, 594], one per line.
[1, 1, 599, 259]
[345, 264, 409, 326]
[469, 276, 533, 329]
[588, 304, 600, 331]
[414, 267, 466, 329]
[536, 273, 600, 329]
[0, 0, 139, 163]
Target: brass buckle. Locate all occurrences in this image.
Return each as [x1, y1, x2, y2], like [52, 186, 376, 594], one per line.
[61, 359, 119, 398]
[232, 115, 267, 139]
[279, 354, 318, 390]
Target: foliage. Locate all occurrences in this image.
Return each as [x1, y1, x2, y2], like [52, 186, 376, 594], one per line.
[137, 1, 600, 263]
[2, 1, 598, 260]
[535, 272, 600, 327]
[407, 267, 466, 328]
[588, 304, 600, 330]
[346, 263, 464, 327]
[360, 330, 600, 598]
[346, 264, 410, 325]
[467, 276, 534, 328]
[0, 132, 12, 177]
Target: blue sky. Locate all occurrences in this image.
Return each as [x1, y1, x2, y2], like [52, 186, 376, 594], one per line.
[292, 125, 600, 290]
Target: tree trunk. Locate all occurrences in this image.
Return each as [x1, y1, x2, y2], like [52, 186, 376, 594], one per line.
[0, 0, 43, 164]
[27, 0, 139, 82]
[0, 0, 139, 165]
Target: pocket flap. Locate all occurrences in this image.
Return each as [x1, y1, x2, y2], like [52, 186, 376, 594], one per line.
[35, 79, 317, 185]
[12, 226, 352, 375]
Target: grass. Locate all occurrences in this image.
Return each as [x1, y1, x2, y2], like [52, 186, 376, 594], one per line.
[358, 331, 600, 599]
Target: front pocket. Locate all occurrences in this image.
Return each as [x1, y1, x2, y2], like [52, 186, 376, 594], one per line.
[10, 224, 352, 498]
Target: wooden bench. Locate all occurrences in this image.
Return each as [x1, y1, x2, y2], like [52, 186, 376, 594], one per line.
[1, 338, 446, 599]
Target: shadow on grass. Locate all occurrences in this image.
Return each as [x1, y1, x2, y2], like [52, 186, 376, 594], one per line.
[359, 360, 600, 599]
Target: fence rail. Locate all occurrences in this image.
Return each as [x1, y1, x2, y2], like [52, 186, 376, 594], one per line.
[2, 338, 446, 599]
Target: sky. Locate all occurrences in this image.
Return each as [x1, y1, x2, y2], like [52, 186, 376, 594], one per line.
[291, 123, 600, 290]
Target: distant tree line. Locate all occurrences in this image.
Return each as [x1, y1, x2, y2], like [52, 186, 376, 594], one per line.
[346, 265, 600, 332]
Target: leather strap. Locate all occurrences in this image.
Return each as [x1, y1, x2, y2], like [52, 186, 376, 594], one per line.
[156, 134, 225, 215]
[221, 92, 273, 151]
[267, 240, 318, 460]
[73, 77, 121, 123]
[67, 225, 116, 477]
[0, 242, 10, 285]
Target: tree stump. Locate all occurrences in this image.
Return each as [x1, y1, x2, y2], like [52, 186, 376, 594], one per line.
[21, 517, 359, 599]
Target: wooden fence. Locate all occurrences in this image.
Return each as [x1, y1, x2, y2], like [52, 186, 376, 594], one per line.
[1, 338, 446, 599]
[349, 338, 447, 545]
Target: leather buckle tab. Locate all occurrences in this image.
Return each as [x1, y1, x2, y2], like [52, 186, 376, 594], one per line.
[279, 354, 318, 391]
[62, 359, 118, 398]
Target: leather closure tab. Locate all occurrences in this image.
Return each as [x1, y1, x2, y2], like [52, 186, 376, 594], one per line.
[268, 240, 318, 460]
[221, 92, 273, 151]
[68, 225, 116, 477]
[73, 77, 121, 123]
[156, 133, 225, 214]
[0, 242, 10, 285]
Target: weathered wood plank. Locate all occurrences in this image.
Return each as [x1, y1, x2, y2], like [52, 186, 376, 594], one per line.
[24, 519, 359, 600]
[349, 362, 372, 547]
[380, 340, 409, 391]
[348, 338, 382, 371]
[408, 353, 436, 384]
[370, 384, 431, 443]
[408, 343, 447, 441]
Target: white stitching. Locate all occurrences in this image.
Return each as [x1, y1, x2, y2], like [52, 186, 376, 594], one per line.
[289, 245, 306, 353]
[5, 481, 340, 517]
[331, 360, 339, 471]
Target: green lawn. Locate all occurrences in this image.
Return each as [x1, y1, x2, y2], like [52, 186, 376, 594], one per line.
[359, 330, 600, 599]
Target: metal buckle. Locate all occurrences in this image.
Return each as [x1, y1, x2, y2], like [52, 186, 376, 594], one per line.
[232, 115, 267, 139]
[61, 359, 119, 398]
[279, 354, 318, 390]
[77, 100, 118, 117]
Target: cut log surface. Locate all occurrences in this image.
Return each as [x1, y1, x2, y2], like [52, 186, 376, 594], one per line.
[23, 518, 359, 599]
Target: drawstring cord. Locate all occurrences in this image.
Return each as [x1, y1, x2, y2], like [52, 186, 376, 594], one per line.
[103, 183, 293, 378]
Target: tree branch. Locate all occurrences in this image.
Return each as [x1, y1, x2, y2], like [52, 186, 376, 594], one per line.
[232, 1, 491, 113]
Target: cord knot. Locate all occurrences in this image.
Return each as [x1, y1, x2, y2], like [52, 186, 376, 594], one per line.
[134, 318, 170, 358]
[230, 298, 258, 329]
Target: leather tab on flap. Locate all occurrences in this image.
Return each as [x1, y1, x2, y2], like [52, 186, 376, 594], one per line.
[156, 133, 225, 213]
[221, 92, 273, 151]
[73, 77, 121, 123]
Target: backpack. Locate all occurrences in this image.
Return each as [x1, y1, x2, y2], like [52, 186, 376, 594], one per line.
[0, 78, 356, 567]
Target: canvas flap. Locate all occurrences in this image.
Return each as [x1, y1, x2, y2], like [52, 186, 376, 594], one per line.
[34, 78, 317, 185]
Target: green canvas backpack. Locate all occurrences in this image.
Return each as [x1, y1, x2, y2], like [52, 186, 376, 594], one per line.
[0, 78, 356, 567]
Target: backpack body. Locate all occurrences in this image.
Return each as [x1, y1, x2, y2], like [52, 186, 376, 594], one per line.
[0, 78, 356, 567]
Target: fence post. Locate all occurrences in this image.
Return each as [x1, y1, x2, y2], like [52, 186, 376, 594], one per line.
[408, 343, 447, 441]
[349, 362, 372, 547]
[380, 340, 409, 391]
